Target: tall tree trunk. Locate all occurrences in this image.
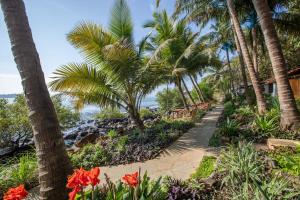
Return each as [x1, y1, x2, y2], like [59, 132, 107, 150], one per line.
[252, 0, 300, 130]
[233, 30, 252, 105]
[0, 0, 72, 199]
[227, 0, 267, 114]
[252, 27, 259, 73]
[128, 105, 145, 131]
[181, 78, 197, 106]
[226, 48, 236, 97]
[176, 78, 189, 110]
[188, 74, 204, 102]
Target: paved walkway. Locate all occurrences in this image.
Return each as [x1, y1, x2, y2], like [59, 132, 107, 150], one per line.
[100, 105, 223, 182]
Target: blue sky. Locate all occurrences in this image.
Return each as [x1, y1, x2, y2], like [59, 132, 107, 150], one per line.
[0, 0, 184, 94]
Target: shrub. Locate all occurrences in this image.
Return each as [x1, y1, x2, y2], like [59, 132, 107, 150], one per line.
[70, 144, 111, 169]
[219, 143, 299, 199]
[140, 108, 154, 118]
[237, 105, 254, 118]
[219, 118, 239, 137]
[252, 114, 278, 136]
[223, 101, 236, 118]
[0, 153, 38, 196]
[269, 146, 300, 176]
[156, 88, 184, 112]
[95, 107, 126, 119]
[191, 81, 214, 101]
[107, 129, 118, 140]
[190, 156, 216, 179]
[116, 135, 128, 152]
[164, 177, 199, 200]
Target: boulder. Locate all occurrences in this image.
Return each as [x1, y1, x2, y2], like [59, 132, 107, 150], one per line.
[75, 132, 99, 148]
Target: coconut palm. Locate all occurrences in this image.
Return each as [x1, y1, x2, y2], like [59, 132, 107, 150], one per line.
[252, 0, 300, 130]
[50, 0, 161, 130]
[175, 0, 268, 113]
[145, 11, 215, 108]
[0, 0, 72, 199]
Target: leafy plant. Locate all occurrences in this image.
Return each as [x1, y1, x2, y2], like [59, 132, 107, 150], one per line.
[156, 88, 184, 112]
[0, 153, 38, 196]
[269, 147, 300, 176]
[223, 101, 236, 118]
[70, 144, 111, 169]
[190, 156, 216, 179]
[95, 107, 126, 120]
[116, 136, 129, 152]
[252, 114, 278, 136]
[237, 105, 254, 118]
[139, 108, 154, 119]
[107, 129, 118, 140]
[219, 118, 239, 137]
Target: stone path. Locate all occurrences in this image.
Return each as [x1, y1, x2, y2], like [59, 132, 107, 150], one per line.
[100, 105, 223, 182]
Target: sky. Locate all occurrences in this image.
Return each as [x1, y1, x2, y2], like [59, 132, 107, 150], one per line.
[0, 0, 186, 94]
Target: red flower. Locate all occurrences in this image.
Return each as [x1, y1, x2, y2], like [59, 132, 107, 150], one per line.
[4, 185, 28, 200]
[67, 168, 90, 189]
[122, 172, 139, 187]
[68, 186, 80, 200]
[87, 167, 100, 186]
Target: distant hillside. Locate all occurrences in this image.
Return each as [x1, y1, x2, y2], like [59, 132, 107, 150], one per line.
[0, 94, 17, 98]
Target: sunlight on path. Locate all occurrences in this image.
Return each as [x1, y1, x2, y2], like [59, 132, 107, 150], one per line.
[100, 105, 224, 181]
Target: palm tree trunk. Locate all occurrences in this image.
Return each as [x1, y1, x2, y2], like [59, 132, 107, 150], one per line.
[0, 0, 72, 199]
[176, 78, 189, 110]
[181, 78, 197, 106]
[233, 30, 252, 105]
[252, 27, 259, 73]
[226, 48, 236, 97]
[188, 74, 204, 102]
[227, 0, 267, 114]
[252, 0, 300, 130]
[128, 104, 145, 131]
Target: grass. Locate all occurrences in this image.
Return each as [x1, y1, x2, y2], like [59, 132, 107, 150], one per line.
[0, 153, 38, 196]
[190, 156, 216, 179]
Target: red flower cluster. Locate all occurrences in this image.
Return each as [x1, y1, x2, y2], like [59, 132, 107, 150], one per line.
[4, 185, 28, 200]
[122, 172, 139, 187]
[67, 167, 100, 200]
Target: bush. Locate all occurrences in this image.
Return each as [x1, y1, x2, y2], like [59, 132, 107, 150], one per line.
[223, 101, 236, 118]
[269, 146, 300, 176]
[191, 81, 214, 101]
[0, 153, 38, 196]
[252, 114, 278, 136]
[95, 107, 125, 119]
[219, 118, 239, 137]
[219, 143, 299, 199]
[70, 144, 111, 169]
[156, 88, 184, 112]
[140, 108, 154, 118]
[237, 105, 254, 118]
[52, 95, 80, 129]
[107, 129, 118, 140]
[190, 156, 216, 179]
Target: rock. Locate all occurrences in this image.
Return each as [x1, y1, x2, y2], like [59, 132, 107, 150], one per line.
[64, 131, 78, 140]
[75, 132, 99, 148]
[267, 138, 300, 150]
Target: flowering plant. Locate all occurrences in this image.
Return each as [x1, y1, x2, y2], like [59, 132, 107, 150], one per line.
[3, 185, 28, 200]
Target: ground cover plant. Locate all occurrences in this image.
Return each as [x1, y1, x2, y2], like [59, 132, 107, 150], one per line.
[190, 156, 216, 179]
[71, 120, 195, 168]
[0, 153, 38, 198]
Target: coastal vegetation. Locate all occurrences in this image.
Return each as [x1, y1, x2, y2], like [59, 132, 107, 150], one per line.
[0, 0, 300, 199]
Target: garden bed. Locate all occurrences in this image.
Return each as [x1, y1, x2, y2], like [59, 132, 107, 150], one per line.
[70, 119, 195, 168]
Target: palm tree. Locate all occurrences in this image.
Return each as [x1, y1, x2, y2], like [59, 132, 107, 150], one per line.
[0, 0, 72, 199]
[175, 0, 267, 111]
[226, 0, 267, 114]
[145, 11, 214, 108]
[252, 0, 300, 130]
[50, 0, 160, 131]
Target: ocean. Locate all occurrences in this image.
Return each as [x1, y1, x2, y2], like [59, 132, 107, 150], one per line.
[2, 95, 158, 120]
